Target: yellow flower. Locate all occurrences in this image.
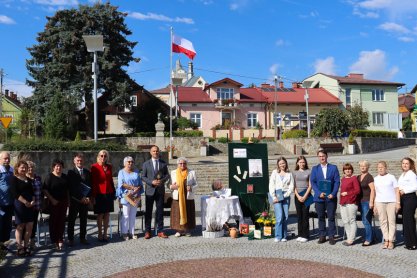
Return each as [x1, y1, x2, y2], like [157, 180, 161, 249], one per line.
[256, 218, 264, 224]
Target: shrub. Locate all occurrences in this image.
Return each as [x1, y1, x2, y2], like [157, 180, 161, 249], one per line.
[282, 130, 308, 139]
[2, 139, 130, 151]
[208, 137, 215, 142]
[136, 132, 156, 137]
[353, 129, 396, 138]
[217, 137, 230, 143]
[241, 137, 260, 143]
[163, 130, 203, 137]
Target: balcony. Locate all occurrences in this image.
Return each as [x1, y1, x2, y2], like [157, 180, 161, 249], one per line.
[214, 98, 239, 109]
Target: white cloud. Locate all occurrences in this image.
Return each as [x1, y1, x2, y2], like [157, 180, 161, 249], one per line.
[378, 22, 409, 33]
[129, 12, 194, 24]
[34, 0, 78, 5]
[4, 79, 33, 98]
[275, 39, 290, 47]
[356, 0, 417, 19]
[349, 49, 398, 80]
[0, 15, 15, 24]
[230, 0, 249, 11]
[353, 7, 379, 18]
[269, 64, 279, 75]
[313, 57, 336, 75]
[398, 36, 414, 42]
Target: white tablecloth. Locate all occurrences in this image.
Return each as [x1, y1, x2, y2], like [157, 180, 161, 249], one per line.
[200, 195, 244, 231]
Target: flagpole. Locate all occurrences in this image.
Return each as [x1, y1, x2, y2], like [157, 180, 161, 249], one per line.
[169, 26, 173, 159]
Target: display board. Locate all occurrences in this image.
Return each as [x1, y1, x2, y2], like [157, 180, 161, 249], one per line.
[228, 143, 269, 221]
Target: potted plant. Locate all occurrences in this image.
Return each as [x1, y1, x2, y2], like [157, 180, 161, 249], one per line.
[203, 219, 224, 238]
[348, 133, 355, 154]
[255, 211, 276, 238]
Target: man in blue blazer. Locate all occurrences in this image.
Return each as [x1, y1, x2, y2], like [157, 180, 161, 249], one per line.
[142, 145, 170, 239]
[310, 149, 340, 245]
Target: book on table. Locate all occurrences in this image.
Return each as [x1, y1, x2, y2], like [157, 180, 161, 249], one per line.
[318, 180, 332, 196]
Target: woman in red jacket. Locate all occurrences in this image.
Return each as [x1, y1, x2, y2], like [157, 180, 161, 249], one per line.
[340, 163, 361, 246]
[91, 150, 115, 242]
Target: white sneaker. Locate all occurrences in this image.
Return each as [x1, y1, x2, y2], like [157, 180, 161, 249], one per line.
[281, 238, 287, 242]
[296, 237, 301, 242]
[174, 232, 181, 237]
[132, 235, 138, 240]
[185, 233, 191, 237]
[299, 237, 308, 243]
[274, 238, 280, 242]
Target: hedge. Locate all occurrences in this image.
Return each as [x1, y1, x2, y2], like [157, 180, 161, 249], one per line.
[241, 137, 260, 143]
[282, 130, 308, 139]
[163, 130, 203, 137]
[352, 129, 396, 138]
[217, 137, 231, 143]
[2, 139, 130, 151]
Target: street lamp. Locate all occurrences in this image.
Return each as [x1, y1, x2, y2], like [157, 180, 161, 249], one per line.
[304, 87, 311, 138]
[82, 35, 104, 142]
[273, 75, 278, 141]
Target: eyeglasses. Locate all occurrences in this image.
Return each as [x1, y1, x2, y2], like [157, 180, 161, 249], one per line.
[178, 163, 187, 165]
[100, 154, 107, 157]
[127, 161, 134, 163]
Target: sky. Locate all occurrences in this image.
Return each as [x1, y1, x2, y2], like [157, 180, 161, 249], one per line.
[1, 0, 417, 98]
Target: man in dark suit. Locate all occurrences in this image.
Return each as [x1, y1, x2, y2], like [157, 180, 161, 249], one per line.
[142, 145, 170, 239]
[67, 153, 92, 246]
[310, 149, 340, 245]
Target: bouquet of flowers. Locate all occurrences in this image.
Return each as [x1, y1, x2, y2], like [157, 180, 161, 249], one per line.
[255, 211, 276, 227]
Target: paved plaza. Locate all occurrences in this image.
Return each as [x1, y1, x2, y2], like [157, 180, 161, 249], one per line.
[1, 146, 416, 277]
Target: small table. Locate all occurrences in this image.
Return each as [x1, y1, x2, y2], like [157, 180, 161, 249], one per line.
[201, 195, 244, 231]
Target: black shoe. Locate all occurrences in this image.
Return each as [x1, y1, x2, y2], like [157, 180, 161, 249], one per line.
[404, 246, 417, 250]
[318, 237, 326, 244]
[329, 237, 336, 245]
[80, 239, 90, 245]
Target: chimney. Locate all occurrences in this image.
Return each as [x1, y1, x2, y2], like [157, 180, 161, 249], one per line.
[279, 81, 284, 89]
[4, 89, 9, 97]
[187, 61, 194, 80]
[261, 83, 274, 89]
[292, 82, 300, 89]
[348, 73, 364, 79]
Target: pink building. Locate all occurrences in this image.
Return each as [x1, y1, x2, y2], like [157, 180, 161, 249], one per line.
[151, 77, 341, 138]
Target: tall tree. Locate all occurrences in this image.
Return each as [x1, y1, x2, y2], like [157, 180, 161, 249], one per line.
[346, 103, 369, 130]
[26, 2, 139, 138]
[312, 107, 349, 137]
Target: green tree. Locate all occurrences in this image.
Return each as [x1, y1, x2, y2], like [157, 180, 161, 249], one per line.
[402, 117, 412, 131]
[175, 117, 198, 130]
[127, 97, 169, 133]
[346, 103, 369, 130]
[26, 2, 139, 138]
[43, 92, 67, 139]
[312, 108, 349, 137]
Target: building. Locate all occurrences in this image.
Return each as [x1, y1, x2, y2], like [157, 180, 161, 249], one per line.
[1, 89, 23, 128]
[398, 93, 414, 119]
[303, 73, 405, 131]
[152, 77, 342, 137]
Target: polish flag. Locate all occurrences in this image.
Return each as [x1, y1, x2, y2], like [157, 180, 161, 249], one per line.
[172, 34, 196, 60]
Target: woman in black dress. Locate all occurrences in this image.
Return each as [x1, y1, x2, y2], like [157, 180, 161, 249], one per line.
[43, 159, 69, 250]
[10, 160, 34, 256]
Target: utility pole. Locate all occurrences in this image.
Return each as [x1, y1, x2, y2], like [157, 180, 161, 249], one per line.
[0, 68, 4, 116]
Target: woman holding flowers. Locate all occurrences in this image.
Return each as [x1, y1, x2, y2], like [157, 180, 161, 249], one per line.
[269, 157, 294, 242]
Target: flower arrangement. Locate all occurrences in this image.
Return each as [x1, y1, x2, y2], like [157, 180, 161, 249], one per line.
[255, 211, 276, 226]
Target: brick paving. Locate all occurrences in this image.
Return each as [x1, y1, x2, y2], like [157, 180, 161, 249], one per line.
[1, 217, 417, 278]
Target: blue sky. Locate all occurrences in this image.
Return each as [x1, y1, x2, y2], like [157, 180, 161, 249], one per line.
[1, 0, 417, 97]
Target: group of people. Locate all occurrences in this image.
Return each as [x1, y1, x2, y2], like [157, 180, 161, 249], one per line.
[0, 145, 200, 256]
[269, 149, 417, 250]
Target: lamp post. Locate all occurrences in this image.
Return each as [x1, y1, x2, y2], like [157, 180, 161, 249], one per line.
[82, 35, 104, 143]
[274, 75, 278, 141]
[304, 87, 311, 138]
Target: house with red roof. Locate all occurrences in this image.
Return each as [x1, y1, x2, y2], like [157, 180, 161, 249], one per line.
[152, 77, 342, 137]
[303, 73, 405, 131]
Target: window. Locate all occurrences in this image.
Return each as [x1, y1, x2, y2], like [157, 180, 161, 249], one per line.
[372, 89, 385, 101]
[130, 96, 137, 106]
[345, 88, 351, 106]
[273, 112, 281, 125]
[284, 113, 291, 127]
[247, 113, 257, 128]
[216, 88, 234, 100]
[372, 112, 384, 125]
[190, 113, 202, 128]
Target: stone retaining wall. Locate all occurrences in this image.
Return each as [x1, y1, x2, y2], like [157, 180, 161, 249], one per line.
[355, 137, 416, 153]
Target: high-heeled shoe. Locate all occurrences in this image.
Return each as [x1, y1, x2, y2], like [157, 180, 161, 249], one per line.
[382, 240, 389, 249]
[387, 241, 394, 250]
